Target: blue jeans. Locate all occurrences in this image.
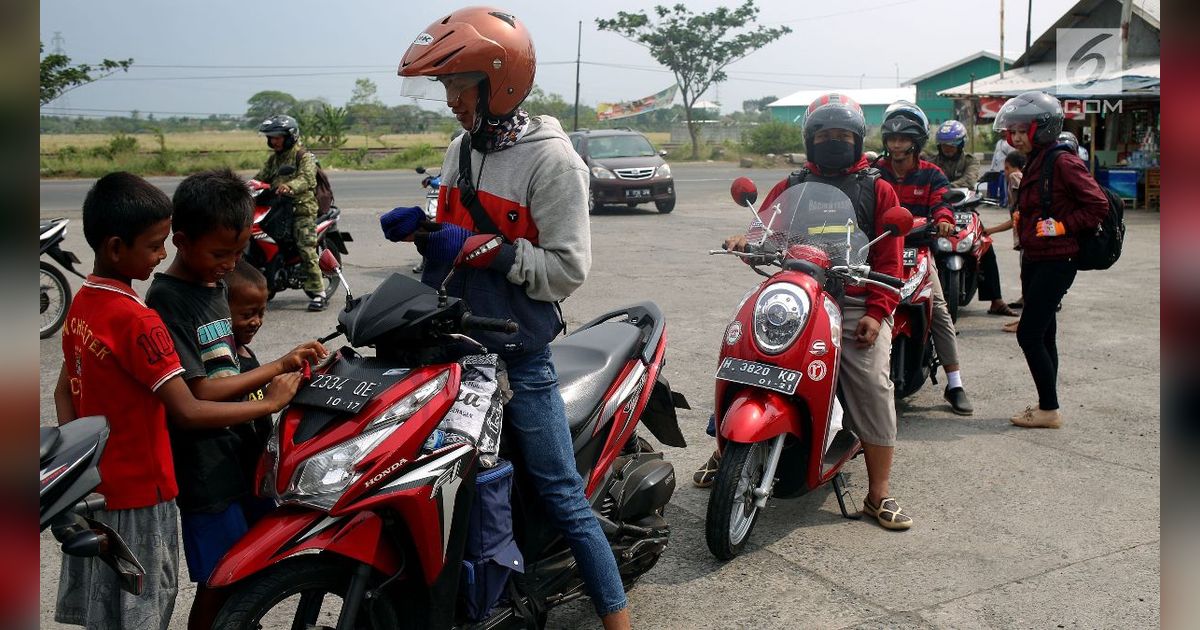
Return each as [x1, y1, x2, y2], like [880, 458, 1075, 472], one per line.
[503, 347, 627, 616]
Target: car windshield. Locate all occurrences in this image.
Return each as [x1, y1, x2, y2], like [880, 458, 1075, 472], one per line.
[745, 182, 868, 267]
[587, 135, 656, 159]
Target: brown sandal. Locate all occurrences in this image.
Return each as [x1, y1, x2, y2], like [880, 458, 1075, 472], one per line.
[692, 451, 721, 488]
[863, 496, 913, 530]
[988, 303, 1018, 316]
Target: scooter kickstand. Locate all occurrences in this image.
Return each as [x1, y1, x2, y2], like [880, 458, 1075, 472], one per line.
[832, 472, 861, 520]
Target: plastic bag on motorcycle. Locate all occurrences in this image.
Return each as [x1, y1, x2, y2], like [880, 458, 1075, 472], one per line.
[258, 195, 296, 245]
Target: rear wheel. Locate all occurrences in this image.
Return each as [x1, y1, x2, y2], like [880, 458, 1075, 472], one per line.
[705, 441, 768, 560]
[655, 198, 676, 214]
[213, 557, 409, 630]
[40, 262, 71, 339]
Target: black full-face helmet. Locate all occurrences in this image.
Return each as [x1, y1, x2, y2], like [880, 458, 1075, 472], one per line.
[992, 91, 1064, 147]
[880, 100, 930, 154]
[259, 114, 300, 151]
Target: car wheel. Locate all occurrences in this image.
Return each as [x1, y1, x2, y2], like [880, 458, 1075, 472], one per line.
[589, 191, 599, 214]
[655, 198, 676, 214]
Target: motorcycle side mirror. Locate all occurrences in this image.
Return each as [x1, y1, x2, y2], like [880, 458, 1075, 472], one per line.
[454, 234, 504, 269]
[880, 206, 914, 237]
[942, 189, 966, 204]
[319, 249, 353, 303]
[277, 165, 297, 177]
[730, 177, 758, 208]
[415, 166, 427, 174]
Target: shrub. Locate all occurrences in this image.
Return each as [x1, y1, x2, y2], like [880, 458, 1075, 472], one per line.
[743, 121, 804, 155]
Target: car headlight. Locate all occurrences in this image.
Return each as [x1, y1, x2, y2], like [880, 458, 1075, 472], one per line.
[753, 283, 810, 354]
[286, 425, 397, 510]
[900, 257, 928, 302]
[591, 166, 615, 180]
[366, 370, 449, 431]
[937, 237, 953, 252]
[656, 163, 672, 178]
[955, 232, 976, 253]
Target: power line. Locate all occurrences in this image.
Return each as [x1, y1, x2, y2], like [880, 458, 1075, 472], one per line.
[776, 0, 922, 24]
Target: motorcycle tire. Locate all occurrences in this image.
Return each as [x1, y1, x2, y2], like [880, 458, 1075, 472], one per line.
[40, 261, 71, 339]
[890, 337, 922, 400]
[213, 556, 410, 630]
[960, 269, 978, 307]
[941, 268, 961, 323]
[705, 440, 768, 561]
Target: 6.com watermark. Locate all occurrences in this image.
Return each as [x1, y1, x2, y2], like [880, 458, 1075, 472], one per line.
[1057, 28, 1124, 113]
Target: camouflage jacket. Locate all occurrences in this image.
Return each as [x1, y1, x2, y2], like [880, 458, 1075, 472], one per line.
[255, 144, 318, 215]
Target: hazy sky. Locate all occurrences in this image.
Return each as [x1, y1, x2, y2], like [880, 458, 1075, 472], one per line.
[40, 0, 1081, 119]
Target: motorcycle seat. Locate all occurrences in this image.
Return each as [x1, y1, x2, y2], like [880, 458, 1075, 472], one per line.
[550, 322, 641, 434]
[40, 426, 61, 461]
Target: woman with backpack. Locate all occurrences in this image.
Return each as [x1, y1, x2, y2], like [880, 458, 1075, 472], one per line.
[993, 91, 1109, 429]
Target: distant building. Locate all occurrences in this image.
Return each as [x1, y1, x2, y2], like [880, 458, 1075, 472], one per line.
[766, 87, 916, 127]
[903, 51, 1013, 124]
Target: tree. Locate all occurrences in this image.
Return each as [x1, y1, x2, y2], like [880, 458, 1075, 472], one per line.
[348, 78, 381, 107]
[346, 78, 387, 132]
[597, 1, 790, 159]
[40, 42, 132, 105]
[245, 90, 298, 124]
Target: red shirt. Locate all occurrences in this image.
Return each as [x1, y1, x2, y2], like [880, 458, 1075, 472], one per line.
[758, 158, 905, 324]
[61, 276, 184, 510]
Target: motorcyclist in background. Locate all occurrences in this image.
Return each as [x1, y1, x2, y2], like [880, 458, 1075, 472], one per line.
[931, 119, 980, 190]
[873, 101, 974, 415]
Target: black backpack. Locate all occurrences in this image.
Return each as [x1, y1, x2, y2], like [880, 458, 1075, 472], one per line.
[1040, 147, 1126, 271]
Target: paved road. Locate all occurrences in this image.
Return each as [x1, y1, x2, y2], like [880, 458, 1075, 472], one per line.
[39, 163, 1160, 628]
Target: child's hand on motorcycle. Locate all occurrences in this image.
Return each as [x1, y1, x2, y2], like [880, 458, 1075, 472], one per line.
[855, 315, 881, 348]
[1035, 218, 1066, 237]
[265, 372, 303, 411]
[380, 206, 426, 242]
[278, 341, 328, 372]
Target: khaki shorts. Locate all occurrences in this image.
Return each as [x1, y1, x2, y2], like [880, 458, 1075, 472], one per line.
[838, 305, 898, 447]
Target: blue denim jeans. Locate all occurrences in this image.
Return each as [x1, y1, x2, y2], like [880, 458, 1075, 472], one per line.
[503, 347, 627, 616]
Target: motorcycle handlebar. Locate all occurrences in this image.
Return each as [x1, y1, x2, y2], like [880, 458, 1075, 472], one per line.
[461, 314, 519, 334]
[867, 271, 904, 289]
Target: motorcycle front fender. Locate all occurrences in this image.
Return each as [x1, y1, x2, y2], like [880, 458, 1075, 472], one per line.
[944, 255, 965, 271]
[207, 507, 400, 588]
[719, 388, 805, 445]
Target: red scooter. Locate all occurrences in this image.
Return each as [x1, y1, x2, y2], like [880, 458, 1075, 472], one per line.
[246, 167, 353, 301]
[890, 216, 940, 399]
[935, 189, 993, 322]
[211, 244, 688, 629]
[704, 177, 910, 560]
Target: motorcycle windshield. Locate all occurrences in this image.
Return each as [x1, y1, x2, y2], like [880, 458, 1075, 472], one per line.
[746, 182, 868, 267]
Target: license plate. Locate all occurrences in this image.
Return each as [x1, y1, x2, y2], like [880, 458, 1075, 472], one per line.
[291, 371, 400, 414]
[903, 248, 918, 267]
[626, 188, 651, 199]
[715, 357, 802, 395]
[955, 212, 973, 228]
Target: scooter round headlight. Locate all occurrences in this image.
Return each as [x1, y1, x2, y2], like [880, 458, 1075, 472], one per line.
[753, 283, 810, 355]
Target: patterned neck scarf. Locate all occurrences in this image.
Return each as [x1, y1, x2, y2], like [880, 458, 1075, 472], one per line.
[471, 109, 531, 153]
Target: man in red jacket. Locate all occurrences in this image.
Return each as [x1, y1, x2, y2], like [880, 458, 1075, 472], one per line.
[696, 93, 912, 530]
[995, 91, 1109, 428]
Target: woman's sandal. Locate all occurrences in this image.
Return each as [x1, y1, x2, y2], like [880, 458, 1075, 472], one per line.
[987, 303, 1018, 316]
[863, 496, 913, 530]
[692, 451, 721, 488]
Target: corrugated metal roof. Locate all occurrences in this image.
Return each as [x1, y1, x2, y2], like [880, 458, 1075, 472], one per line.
[1013, 0, 1160, 68]
[937, 59, 1159, 98]
[903, 50, 1016, 87]
[768, 87, 916, 109]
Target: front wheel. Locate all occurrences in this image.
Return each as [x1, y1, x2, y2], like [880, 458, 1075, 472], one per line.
[40, 262, 71, 339]
[705, 440, 768, 561]
[655, 198, 676, 214]
[941, 268, 961, 323]
[213, 557, 409, 630]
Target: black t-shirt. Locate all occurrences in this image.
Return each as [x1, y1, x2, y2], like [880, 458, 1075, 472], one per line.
[146, 273, 252, 513]
[235, 348, 273, 485]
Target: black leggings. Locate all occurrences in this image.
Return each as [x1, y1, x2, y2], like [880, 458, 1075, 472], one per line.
[978, 246, 1003, 301]
[1017, 259, 1077, 410]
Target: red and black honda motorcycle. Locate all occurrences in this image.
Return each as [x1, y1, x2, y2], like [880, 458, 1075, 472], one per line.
[890, 216, 939, 399]
[703, 177, 910, 560]
[935, 188, 994, 322]
[211, 244, 688, 629]
[246, 168, 353, 301]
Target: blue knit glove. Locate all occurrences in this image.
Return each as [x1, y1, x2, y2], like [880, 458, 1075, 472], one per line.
[380, 206, 426, 242]
[415, 223, 473, 264]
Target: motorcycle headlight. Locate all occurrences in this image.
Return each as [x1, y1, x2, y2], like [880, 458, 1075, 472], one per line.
[656, 163, 672, 179]
[955, 233, 976, 253]
[591, 166, 616, 180]
[900, 258, 929, 302]
[753, 283, 810, 354]
[286, 425, 397, 510]
[366, 370, 449, 432]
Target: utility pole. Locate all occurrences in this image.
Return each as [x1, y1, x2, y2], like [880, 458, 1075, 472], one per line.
[1000, 0, 1005, 78]
[1025, 0, 1033, 58]
[894, 63, 899, 87]
[1120, 0, 1134, 70]
[573, 21, 582, 131]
